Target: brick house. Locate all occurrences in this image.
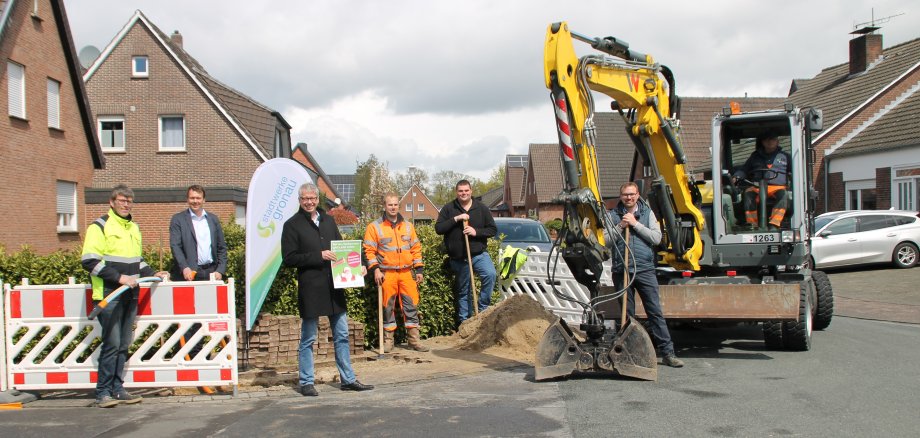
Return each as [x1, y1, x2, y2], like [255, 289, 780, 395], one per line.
[787, 31, 920, 213]
[81, 10, 291, 245]
[1, 0, 104, 254]
[480, 185, 506, 217]
[399, 183, 438, 224]
[523, 143, 563, 222]
[500, 154, 528, 217]
[290, 142, 342, 208]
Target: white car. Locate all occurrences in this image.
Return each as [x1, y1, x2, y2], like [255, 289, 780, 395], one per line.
[810, 210, 920, 269]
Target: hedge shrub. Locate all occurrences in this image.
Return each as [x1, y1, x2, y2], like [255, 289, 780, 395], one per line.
[1, 218, 502, 348]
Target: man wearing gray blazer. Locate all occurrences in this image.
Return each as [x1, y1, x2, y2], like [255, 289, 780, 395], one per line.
[169, 185, 228, 282]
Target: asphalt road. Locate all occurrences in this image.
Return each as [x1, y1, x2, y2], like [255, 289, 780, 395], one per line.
[2, 267, 917, 437]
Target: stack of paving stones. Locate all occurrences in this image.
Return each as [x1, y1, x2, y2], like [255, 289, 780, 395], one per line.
[240, 314, 365, 368]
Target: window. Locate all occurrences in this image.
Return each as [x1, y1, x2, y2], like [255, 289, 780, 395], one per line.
[56, 181, 77, 232]
[417, 203, 424, 212]
[99, 117, 125, 150]
[406, 203, 413, 212]
[132, 56, 148, 77]
[47, 78, 60, 129]
[858, 216, 889, 232]
[826, 217, 857, 236]
[159, 116, 185, 150]
[7, 61, 25, 118]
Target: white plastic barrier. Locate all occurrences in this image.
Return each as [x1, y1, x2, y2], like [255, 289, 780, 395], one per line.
[3, 278, 238, 392]
[500, 252, 615, 324]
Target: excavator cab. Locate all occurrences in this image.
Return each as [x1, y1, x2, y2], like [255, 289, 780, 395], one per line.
[708, 107, 817, 268]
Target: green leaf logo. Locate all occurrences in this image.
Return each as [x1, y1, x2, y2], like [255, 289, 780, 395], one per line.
[257, 221, 275, 238]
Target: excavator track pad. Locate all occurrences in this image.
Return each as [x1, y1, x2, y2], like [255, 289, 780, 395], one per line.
[535, 317, 658, 381]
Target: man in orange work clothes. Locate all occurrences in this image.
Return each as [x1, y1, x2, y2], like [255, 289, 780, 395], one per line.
[363, 193, 429, 352]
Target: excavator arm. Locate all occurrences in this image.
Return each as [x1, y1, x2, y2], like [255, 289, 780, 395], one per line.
[544, 22, 704, 272]
[534, 22, 704, 382]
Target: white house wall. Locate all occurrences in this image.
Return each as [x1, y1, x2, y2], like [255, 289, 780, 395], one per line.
[829, 147, 920, 182]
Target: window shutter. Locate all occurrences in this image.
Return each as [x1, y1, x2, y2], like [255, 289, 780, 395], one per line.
[56, 181, 76, 214]
[8, 62, 25, 118]
[47, 79, 61, 128]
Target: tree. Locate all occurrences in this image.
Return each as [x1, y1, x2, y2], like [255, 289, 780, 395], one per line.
[477, 164, 505, 195]
[429, 170, 482, 206]
[393, 166, 430, 196]
[353, 154, 395, 220]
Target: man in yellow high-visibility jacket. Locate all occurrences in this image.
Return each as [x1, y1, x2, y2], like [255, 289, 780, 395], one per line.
[363, 193, 427, 352]
[82, 185, 168, 408]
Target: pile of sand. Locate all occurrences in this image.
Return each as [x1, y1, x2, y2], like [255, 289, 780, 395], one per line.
[437, 294, 558, 364]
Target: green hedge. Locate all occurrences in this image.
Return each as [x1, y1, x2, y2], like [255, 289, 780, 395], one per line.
[1, 220, 501, 348]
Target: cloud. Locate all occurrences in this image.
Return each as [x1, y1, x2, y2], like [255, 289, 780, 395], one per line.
[285, 90, 553, 178]
[65, 0, 920, 178]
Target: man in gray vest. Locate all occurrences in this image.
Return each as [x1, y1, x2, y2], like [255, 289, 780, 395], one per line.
[608, 182, 683, 368]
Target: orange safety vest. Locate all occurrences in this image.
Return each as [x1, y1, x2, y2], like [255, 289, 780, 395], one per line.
[363, 214, 423, 272]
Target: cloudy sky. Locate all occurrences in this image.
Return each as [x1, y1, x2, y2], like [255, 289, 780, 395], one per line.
[64, 1, 919, 180]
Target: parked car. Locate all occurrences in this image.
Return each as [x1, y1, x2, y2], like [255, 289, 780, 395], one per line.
[810, 210, 920, 269]
[494, 218, 553, 252]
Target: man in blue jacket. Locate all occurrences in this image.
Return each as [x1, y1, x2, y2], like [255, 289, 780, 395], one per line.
[732, 130, 792, 230]
[169, 185, 227, 282]
[608, 182, 683, 368]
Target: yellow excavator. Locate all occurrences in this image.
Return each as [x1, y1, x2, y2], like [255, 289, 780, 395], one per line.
[536, 22, 832, 381]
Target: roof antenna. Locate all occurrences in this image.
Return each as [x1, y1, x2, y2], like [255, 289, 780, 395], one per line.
[851, 8, 904, 35]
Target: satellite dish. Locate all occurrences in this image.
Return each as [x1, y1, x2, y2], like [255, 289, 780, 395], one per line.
[78, 45, 101, 69]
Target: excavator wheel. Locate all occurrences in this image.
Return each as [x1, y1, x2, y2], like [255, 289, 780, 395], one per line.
[782, 280, 813, 351]
[811, 271, 833, 330]
[762, 321, 784, 350]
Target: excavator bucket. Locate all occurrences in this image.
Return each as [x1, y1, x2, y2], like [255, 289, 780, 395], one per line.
[535, 318, 583, 381]
[608, 316, 658, 381]
[535, 317, 658, 381]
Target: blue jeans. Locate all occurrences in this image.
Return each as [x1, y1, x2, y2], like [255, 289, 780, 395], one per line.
[298, 312, 357, 386]
[94, 291, 138, 399]
[450, 252, 497, 322]
[613, 269, 675, 356]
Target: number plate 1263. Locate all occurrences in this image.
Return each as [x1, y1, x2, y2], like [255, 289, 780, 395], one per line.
[742, 233, 778, 243]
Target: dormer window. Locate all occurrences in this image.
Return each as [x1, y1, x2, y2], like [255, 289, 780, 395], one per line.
[132, 56, 148, 78]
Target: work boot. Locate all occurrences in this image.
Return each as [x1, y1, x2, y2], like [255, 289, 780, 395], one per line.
[662, 354, 684, 368]
[383, 330, 395, 352]
[113, 390, 143, 404]
[406, 327, 430, 352]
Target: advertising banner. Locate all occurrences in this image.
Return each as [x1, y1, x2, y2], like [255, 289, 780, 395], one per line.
[245, 158, 312, 330]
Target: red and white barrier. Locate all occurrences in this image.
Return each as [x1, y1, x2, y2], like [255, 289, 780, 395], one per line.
[2, 278, 238, 392]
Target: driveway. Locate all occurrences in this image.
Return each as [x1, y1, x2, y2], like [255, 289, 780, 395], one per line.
[825, 266, 920, 324]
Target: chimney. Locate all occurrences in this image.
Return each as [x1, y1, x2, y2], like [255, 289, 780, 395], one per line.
[849, 33, 882, 75]
[170, 30, 183, 49]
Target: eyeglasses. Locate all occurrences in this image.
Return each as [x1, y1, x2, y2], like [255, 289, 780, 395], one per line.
[299, 196, 318, 202]
[621, 193, 639, 197]
[114, 198, 133, 205]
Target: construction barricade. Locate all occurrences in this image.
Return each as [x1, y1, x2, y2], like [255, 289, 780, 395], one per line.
[2, 278, 238, 393]
[500, 252, 627, 324]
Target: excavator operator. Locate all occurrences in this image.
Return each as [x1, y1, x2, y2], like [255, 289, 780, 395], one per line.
[732, 130, 791, 230]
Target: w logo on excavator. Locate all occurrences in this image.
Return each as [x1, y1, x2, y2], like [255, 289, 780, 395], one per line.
[628, 73, 641, 92]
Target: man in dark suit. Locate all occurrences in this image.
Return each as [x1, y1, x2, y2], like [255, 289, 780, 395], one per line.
[169, 185, 228, 372]
[170, 185, 228, 282]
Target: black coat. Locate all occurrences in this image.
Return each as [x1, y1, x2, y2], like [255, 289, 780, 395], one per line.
[435, 198, 497, 260]
[281, 208, 346, 318]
